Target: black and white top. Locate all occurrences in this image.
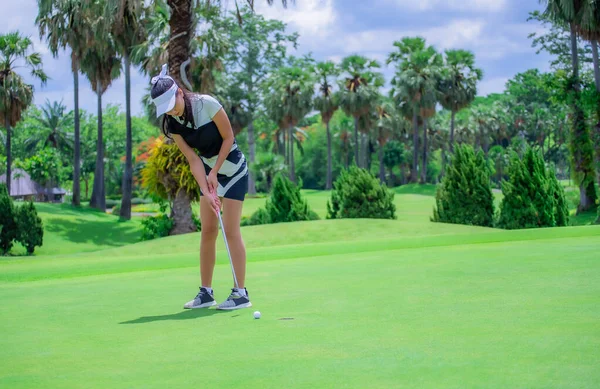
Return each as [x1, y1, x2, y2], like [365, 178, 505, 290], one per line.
[167, 94, 248, 200]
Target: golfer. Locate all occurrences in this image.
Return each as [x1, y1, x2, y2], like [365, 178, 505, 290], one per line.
[150, 64, 251, 311]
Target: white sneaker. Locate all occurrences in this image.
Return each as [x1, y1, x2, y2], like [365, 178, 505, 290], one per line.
[184, 287, 217, 309]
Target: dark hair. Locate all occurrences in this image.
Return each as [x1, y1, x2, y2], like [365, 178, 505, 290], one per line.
[151, 77, 197, 138]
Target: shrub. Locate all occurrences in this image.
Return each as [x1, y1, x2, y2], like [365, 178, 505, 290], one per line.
[105, 199, 120, 208]
[0, 184, 17, 255]
[131, 197, 153, 205]
[246, 173, 319, 225]
[327, 166, 396, 220]
[112, 204, 121, 215]
[140, 214, 174, 241]
[15, 201, 44, 255]
[497, 148, 569, 229]
[432, 144, 495, 227]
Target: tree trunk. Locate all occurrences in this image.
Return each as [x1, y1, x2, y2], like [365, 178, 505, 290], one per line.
[378, 141, 385, 183]
[592, 39, 600, 93]
[421, 118, 428, 184]
[441, 144, 446, 179]
[411, 110, 419, 183]
[4, 118, 11, 197]
[326, 120, 333, 190]
[353, 116, 359, 167]
[170, 188, 196, 235]
[450, 110, 456, 153]
[569, 22, 597, 212]
[360, 132, 366, 169]
[90, 80, 106, 211]
[247, 120, 257, 195]
[72, 57, 81, 206]
[167, 0, 192, 87]
[289, 126, 296, 183]
[84, 177, 89, 200]
[120, 53, 133, 220]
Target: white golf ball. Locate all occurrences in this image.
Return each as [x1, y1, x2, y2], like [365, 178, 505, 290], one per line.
[253, 311, 261, 319]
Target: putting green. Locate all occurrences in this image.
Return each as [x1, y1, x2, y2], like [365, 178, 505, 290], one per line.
[1, 218, 599, 388]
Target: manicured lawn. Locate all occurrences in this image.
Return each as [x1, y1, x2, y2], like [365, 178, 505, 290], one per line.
[1, 220, 599, 388]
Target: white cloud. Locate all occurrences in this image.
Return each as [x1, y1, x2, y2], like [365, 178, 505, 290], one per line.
[385, 0, 507, 12]
[253, 0, 336, 38]
[477, 76, 509, 96]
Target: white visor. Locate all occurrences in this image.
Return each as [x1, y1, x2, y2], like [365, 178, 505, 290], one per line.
[152, 82, 178, 118]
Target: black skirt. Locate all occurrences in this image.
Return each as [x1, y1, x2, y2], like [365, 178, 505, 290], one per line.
[200, 144, 248, 201]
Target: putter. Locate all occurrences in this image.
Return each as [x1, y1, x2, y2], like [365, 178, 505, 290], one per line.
[217, 208, 240, 290]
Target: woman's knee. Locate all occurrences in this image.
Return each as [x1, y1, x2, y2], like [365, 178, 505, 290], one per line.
[201, 223, 219, 240]
[223, 223, 241, 240]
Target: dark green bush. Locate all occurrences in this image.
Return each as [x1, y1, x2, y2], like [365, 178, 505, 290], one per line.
[245, 173, 318, 225]
[432, 144, 495, 227]
[0, 184, 17, 255]
[15, 201, 44, 255]
[140, 214, 174, 241]
[105, 199, 119, 208]
[497, 148, 569, 229]
[326, 166, 396, 220]
[131, 197, 153, 205]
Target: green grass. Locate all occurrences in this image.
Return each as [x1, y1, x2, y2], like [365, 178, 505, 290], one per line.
[1, 218, 599, 388]
[9, 203, 142, 257]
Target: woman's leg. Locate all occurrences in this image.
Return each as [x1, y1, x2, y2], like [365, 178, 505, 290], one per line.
[200, 194, 219, 287]
[221, 198, 246, 289]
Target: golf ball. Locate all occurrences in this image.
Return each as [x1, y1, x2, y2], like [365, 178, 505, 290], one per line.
[253, 311, 261, 319]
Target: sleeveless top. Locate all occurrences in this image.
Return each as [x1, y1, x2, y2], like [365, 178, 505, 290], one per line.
[166, 94, 231, 158]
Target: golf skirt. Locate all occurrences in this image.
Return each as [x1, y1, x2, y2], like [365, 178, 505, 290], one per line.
[200, 143, 249, 201]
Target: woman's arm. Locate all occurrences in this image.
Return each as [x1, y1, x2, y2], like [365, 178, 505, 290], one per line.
[172, 134, 210, 195]
[210, 108, 235, 174]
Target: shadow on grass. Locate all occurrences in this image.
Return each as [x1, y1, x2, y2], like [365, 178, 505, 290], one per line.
[120, 309, 224, 324]
[45, 217, 141, 247]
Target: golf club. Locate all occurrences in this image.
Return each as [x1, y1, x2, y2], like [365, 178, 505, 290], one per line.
[217, 208, 240, 290]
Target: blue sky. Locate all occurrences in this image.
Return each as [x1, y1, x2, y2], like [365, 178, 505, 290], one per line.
[0, 0, 551, 117]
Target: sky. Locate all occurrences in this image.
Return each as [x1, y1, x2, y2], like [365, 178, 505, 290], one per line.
[0, 0, 551, 117]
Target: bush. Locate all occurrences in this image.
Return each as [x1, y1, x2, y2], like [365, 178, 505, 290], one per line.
[131, 197, 153, 205]
[105, 199, 120, 208]
[15, 201, 44, 255]
[245, 173, 319, 225]
[140, 214, 174, 241]
[112, 204, 121, 215]
[497, 148, 569, 229]
[327, 166, 396, 220]
[0, 184, 17, 255]
[432, 144, 495, 227]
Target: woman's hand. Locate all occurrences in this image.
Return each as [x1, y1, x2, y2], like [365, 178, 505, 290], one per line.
[207, 189, 221, 215]
[207, 171, 218, 194]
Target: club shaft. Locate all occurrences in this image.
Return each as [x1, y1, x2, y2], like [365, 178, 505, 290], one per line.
[217, 211, 239, 289]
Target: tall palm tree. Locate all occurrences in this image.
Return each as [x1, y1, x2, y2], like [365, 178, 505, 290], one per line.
[576, 0, 600, 92]
[0, 32, 48, 196]
[80, 18, 121, 212]
[314, 61, 340, 189]
[25, 99, 74, 153]
[264, 61, 314, 183]
[339, 55, 384, 169]
[375, 100, 396, 183]
[388, 37, 442, 183]
[542, 0, 598, 212]
[105, 0, 148, 220]
[438, 49, 483, 153]
[36, 0, 88, 206]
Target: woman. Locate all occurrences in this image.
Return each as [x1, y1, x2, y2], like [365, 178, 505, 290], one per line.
[150, 64, 251, 311]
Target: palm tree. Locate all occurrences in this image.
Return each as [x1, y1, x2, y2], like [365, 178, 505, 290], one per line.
[264, 60, 314, 183]
[438, 49, 483, 153]
[25, 99, 74, 153]
[375, 100, 396, 183]
[388, 37, 442, 183]
[36, 0, 88, 206]
[0, 32, 48, 196]
[575, 0, 600, 92]
[339, 55, 384, 168]
[314, 61, 340, 189]
[80, 17, 121, 211]
[105, 0, 148, 220]
[542, 0, 598, 212]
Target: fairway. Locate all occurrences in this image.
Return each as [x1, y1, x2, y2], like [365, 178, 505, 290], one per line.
[1, 215, 599, 388]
